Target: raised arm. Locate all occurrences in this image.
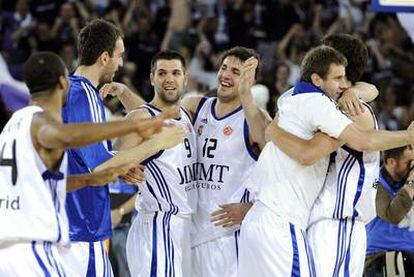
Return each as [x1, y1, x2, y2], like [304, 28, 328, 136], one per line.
[100, 82, 146, 112]
[238, 57, 271, 149]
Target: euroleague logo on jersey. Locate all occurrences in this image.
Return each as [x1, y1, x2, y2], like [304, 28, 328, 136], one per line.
[223, 125, 233, 136]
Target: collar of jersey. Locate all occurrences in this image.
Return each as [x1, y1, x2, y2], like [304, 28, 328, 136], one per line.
[211, 98, 242, 121]
[70, 75, 98, 91]
[292, 81, 325, 96]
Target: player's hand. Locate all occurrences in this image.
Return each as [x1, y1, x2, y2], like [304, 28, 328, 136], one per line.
[100, 82, 127, 98]
[119, 164, 146, 184]
[237, 57, 258, 96]
[211, 202, 253, 228]
[90, 162, 136, 186]
[338, 87, 364, 117]
[150, 125, 187, 150]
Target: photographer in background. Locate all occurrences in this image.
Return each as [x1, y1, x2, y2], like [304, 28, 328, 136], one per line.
[365, 145, 414, 276]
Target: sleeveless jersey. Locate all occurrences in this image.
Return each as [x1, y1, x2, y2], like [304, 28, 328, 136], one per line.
[192, 97, 258, 245]
[136, 104, 197, 217]
[0, 106, 69, 245]
[244, 82, 353, 229]
[309, 102, 380, 225]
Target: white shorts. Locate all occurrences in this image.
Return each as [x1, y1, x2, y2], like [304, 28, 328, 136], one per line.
[238, 202, 315, 277]
[0, 241, 66, 276]
[60, 240, 113, 277]
[126, 212, 192, 277]
[192, 232, 239, 277]
[307, 218, 366, 277]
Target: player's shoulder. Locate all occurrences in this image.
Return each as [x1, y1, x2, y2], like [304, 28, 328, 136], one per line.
[127, 106, 153, 120]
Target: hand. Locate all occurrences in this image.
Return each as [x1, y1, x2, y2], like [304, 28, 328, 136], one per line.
[338, 87, 364, 117]
[120, 164, 146, 184]
[90, 162, 137, 186]
[111, 208, 123, 228]
[151, 125, 187, 150]
[100, 82, 127, 98]
[237, 57, 258, 96]
[211, 202, 253, 228]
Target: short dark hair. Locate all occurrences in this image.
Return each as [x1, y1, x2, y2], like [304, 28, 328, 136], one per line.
[219, 46, 261, 79]
[23, 52, 66, 95]
[384, 145, 412, 163]
[322, 34, 368, 83]
[150, 50, 186, 73]
[78, 19, 123, 66]
[300, 46, 347, 82]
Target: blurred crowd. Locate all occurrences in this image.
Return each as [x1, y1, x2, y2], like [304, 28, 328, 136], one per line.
[1, 0, 414, 128]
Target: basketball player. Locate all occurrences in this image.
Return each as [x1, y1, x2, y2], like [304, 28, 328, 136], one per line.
[181, 46, 270, 277]
[0, 52, 181, 276]
[238, 45, 414, 277]
[60, 19, 167, 276]
[122, 51, 196, 277]
[267, 34, 380, 277]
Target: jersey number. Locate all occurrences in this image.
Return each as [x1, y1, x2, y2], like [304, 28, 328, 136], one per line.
[202, 138, 217, 158]
[0, 139, 18, 185]
[184, 138, 192, 158]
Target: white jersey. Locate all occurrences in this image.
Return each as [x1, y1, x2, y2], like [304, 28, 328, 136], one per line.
[0, 106, 69, 245]
[309, 102, 380, 225]
[192, 97, 257, 246]
[245, 84, 352, 229]
[135, 104, 197, 217]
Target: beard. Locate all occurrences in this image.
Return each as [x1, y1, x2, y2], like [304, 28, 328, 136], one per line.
[97, 72, 113, 89]
[217, 87, 238, 103]
[157, 89, 182, 105]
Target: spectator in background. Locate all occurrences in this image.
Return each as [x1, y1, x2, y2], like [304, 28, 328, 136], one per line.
[365, 146, 414, 276]
[51, 2, 80, 44]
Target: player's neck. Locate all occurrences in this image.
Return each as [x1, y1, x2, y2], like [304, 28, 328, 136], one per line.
[151, 96, 180, 111]
[30, 93, 62, 122]
[215, 97, 241, 117]
[74, 66, 100, 88]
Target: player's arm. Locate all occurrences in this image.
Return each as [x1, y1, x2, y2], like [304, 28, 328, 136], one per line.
[238, 57, 272, 149]
[181, 94, 205, 120]
[66, 163, 136, 192]
[98, 124, 186, 170]
[339, 123, 414, 152]
[31, 111, 163, 149]
[266, 120, 341, 166]
[100, 82, 146, 112]
[111, 194, 138, 228]
[338, 82, 379, 117]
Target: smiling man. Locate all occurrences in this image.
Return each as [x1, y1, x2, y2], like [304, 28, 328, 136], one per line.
[117, 50, 197, 277]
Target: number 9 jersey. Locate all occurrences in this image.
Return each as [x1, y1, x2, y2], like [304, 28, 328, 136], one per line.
[192, 97, 258, 246]
[0, 106, 69, 245]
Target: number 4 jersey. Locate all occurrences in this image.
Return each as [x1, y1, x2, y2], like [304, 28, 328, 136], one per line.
[192, 97, 258, 246]
[0, 106, 69, 245]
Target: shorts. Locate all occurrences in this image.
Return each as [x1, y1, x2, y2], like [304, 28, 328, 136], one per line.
[61, 240, 113, 277]
[307, 218, 366, 277]
[192, 232, 239, 277]
[126, 212, 192, 277]
[0, 241, 66, 276]
[238, 202, 315, 277]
